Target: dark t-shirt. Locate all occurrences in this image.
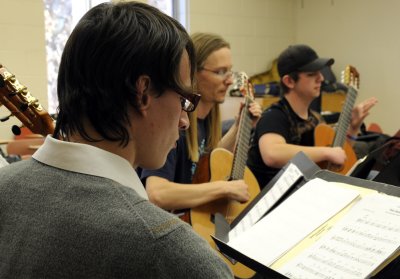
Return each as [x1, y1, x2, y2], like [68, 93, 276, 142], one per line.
[140, 118, 208, 185]
[247, 97, 320, 189]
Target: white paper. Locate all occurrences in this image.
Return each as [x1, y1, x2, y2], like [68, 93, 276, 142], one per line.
[229, 163, 303, 239]
[227, 178, 360, 266]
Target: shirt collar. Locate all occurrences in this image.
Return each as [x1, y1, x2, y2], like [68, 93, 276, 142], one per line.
[32, 136, 148, 199]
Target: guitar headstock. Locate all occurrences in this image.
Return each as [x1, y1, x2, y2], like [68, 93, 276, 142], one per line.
[229, 71, 255, 100]
[0, 64, 55, 136]
[341, 65, 360, 90]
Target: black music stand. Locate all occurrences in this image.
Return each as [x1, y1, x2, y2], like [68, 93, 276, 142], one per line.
[350, 136, 400, 186]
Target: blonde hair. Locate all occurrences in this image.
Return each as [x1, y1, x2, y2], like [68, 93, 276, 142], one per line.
[186, 32, 229, 162]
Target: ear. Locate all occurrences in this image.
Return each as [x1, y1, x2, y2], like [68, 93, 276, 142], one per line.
[282, 74, 295, 90]
[135, 75, 151, 111]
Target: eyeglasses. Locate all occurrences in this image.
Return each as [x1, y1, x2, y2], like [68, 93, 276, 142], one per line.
[201, 67, 233, 80]
[175, 90, 201, 112]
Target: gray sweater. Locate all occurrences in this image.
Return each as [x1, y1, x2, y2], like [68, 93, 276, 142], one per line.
[0, 159, 233, 278]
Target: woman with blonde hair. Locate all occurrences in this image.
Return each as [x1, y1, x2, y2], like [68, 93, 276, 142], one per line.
[140, 32, 261, 212]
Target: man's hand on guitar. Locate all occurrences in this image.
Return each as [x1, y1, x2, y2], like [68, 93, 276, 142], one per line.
[326, 146, 347, 166]
[349, 97, 378, 135]
[219, 180, 250, 203]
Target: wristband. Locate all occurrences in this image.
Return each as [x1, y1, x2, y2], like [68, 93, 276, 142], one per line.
[347, 134, 357, 141]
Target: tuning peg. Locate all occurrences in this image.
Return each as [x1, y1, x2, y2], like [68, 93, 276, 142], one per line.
[11, 125, 21, 135]
[21, 88, 29, 96]
[20, 103, 29, 111]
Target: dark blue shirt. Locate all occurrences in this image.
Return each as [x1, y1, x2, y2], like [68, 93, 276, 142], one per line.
[140, 118, 207, 185]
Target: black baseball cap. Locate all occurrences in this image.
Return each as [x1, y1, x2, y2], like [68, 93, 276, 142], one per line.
[277, 44, 334, 77]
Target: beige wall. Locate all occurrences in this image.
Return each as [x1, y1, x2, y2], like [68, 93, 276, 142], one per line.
[294, 0, 399, 135]
[190, 0, 295, 76]
[0, 0, 398, 140]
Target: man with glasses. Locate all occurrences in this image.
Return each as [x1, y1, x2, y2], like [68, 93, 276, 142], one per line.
[0, 3, 233, 278]
[247, 44, 377, 189]
[140, 32, 262, 216]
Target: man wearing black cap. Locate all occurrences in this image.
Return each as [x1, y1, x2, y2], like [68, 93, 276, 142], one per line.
[247, 44, 377, 188]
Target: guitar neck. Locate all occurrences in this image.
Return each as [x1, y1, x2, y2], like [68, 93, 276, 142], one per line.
[333, 86, 357, 147]
[231, 96, 253, 180]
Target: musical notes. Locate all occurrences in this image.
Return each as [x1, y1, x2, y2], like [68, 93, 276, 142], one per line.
[278, 193, 400, 279]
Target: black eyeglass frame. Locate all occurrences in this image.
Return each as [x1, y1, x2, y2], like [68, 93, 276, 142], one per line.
[175, 90, 201, 112]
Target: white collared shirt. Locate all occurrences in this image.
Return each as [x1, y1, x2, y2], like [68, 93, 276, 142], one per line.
[0, 154, 8, 168]
[33, 136, 148, 199]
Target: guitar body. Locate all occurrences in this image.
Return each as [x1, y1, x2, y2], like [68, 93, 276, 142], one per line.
[190, 148, 259, 279]
[191, 153, 211, 184]
[314, 123, 357, 174]
[176, 154, 211, 224]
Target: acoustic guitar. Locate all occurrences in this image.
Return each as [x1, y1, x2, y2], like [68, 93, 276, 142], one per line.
[190, 72, 260, 279]
[314, 65, 359, 174]
[0, 64, 54, 137]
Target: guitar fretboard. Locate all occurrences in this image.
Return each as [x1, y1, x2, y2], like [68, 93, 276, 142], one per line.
[231, 95, 253, 180]
[333, 86, 358, 147]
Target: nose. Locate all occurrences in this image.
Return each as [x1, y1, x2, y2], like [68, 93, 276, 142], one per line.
[225, 74, 234, 86]
[179, 110, 190, 130]
[317, 71, 324, 82]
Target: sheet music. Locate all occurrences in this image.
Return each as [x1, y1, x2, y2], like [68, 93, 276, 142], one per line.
[227, 178, 361, 266]
[229, 163, 303, 240]
[278, 193, 400, 279]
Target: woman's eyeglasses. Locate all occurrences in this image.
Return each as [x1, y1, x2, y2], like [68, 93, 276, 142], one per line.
[201, 67, 233, 80]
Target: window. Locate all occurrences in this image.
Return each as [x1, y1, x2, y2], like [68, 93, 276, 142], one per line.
[149, 0, 188, 29]
[43, 0, 110, 114]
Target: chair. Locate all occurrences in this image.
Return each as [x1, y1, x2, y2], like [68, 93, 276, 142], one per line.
[6, 137, 45, 159]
